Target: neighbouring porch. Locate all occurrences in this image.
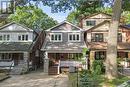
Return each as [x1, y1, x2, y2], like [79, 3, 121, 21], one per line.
[0, 52, 29, 71]
[89, 50, 130, 68]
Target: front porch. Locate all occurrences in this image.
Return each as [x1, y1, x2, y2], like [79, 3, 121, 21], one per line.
[0, 52, 30, 74]
[44, 53, 84, 75]
[89, 50, 130, 68]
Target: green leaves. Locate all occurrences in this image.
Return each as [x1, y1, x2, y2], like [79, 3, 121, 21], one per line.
[8, 6, 58, 30]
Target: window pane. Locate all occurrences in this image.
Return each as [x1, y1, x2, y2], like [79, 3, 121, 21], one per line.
[55, 35, 57, 40]
[22, 35, 24, 40]
[0, 36, 2, 40]
[7, 35, 10, 40]
[51, 35, 54, 40]
[77, 34, 79, 40]
[3, 35, 6, 40]
[18, 36, 21, 40]
[73, 35, 75, 40]
[58, 34, 61, 40]
[26, 35, 28, 40]
[69, 35, 72, 40]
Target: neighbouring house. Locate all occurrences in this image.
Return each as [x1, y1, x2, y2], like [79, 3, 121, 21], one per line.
[0, 22, 45, 74]
[41, 21, 87, 75]
[81, 13, 130, 68]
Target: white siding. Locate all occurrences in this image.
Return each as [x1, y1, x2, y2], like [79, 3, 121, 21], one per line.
[0, 32, 33, 42]
[87, 33, 91, 42]
[122, 33, 126, 42]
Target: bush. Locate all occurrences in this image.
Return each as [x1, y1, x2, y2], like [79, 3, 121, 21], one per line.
[92, 60, 105, 74]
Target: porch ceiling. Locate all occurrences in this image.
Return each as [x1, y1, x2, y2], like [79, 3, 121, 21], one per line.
[41, 42, 87, 53]
[0, 42, 32, 52]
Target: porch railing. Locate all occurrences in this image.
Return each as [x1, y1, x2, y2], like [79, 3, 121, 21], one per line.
[60, 61, 82, 67]
[0, 60, 14, 70]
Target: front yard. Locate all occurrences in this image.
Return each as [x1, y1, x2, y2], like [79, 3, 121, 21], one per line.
[68, 71, 130, 87]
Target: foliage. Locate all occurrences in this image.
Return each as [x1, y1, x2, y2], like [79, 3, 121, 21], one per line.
[92, 60, 105, 74]
[68, 73, 78, 87]
[79, 70, 104, 87]
[8, 6, 58, 30]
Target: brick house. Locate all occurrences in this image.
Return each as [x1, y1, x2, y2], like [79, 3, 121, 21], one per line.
[81, 13, 130, 68]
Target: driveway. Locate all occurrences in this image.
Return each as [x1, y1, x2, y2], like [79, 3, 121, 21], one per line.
[0, 71, 68, 87]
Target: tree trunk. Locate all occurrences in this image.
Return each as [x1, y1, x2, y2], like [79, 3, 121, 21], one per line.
[106, 0, 122, 79]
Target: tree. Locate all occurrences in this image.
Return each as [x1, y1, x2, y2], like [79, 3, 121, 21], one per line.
[106, 0, 122, 79]
[8, 6, 58, 30]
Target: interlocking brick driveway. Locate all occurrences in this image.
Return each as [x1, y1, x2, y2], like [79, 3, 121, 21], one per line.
[0, 71, 68, 87]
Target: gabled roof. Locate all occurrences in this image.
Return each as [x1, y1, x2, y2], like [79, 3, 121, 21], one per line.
[46, 21, 84, 31]
[0, 22, 33, 32]
[81, 12, 112, 20]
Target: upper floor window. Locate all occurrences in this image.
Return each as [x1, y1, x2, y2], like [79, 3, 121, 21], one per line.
[92, 33, 103, 42]
[118, 33, 122, 42]
[0, 34, 10, 41]
[68, 33, 80, 42]
[86, 20, 96, 26]
[18, 35, 28, 41]
[50, 33, 62, 42]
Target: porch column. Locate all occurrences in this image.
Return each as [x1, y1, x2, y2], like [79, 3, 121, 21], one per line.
[89, 51, 95, 69]
[44, 52, 49, 74]
[23, 52, 29, 72]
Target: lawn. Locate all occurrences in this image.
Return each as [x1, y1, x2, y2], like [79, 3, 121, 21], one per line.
[68, 72, 130, 87]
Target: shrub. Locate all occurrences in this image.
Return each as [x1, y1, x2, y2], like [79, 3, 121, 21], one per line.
[92, 60, 105, 74]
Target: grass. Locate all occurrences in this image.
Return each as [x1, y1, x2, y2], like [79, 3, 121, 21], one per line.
[100, 75, 130, 87]
[68, 72, 130, 87]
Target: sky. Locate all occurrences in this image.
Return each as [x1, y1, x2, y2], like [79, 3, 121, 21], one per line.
[0, 0, 73, 23]
[40, 6, 73, 23]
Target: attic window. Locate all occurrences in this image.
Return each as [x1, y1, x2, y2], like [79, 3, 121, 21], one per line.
[50, 33, 62, 42]
[86, 20, 96, 26]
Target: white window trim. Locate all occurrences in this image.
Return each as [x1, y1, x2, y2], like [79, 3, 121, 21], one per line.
[18, 34, 29, 42]
[50, 33, 62, 42]
[0, 34, 10, 42]
[68, 33, 81, 42]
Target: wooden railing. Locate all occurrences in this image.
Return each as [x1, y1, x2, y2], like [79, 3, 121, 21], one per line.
[0, 60, 14, 70]
[60, 61, 82, 67]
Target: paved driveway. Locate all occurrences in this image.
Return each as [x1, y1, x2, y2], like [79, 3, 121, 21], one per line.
[0, 71, 68, 87]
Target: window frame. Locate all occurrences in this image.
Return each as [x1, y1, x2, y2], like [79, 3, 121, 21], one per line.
[50, 33, 62, 42]
[118, 33, 122, 42]
[68, 33, 81, 42]
[86, 20, 96, 26]
[18, 34, 29, 41]
[0, 34, 10, 41]
[92, 33, 104, 42]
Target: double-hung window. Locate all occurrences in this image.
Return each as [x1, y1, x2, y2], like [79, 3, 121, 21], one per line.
[50, 33, 62, 42]
[18, 34, 28, 41]
[68, 33, 80, 42]
[92, 33, 103, 42]
[86, 20, 96, 26]
[0, 34, 10, 41]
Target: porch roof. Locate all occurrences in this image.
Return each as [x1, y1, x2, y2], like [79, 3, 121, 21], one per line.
[0, 42, 32, 52]
[41, 42, 87, 53]
[88, 42, 130, 50]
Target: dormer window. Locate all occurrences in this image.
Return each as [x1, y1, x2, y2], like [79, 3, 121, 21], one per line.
[0, 34, 10, 41]
[68, 33, 80, 42]
[50, 33, 62, 42]
[86, 20, 96, 26]
[18, 34, 28, 41]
